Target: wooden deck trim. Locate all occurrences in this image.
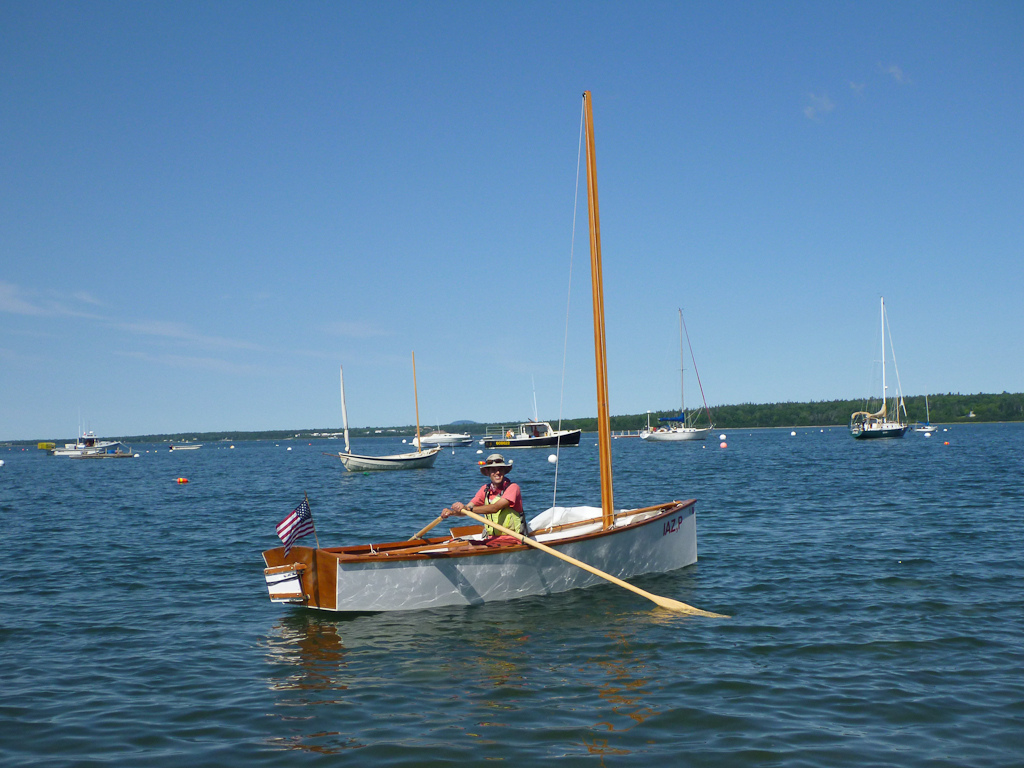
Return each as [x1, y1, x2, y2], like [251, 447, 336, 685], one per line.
[316, 500, 695, 565]
[264, 563, 307, 575]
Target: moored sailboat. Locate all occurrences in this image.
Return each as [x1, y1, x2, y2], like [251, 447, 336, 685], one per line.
[850, 297, 908, 439]
[329, 356, 441, 471]
[641, 308, 714, 442]
[263, 92, 719, 616]
[913, 394, 937, 433]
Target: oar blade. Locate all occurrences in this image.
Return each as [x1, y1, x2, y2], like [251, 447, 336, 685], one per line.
[652, 595, 730, 618]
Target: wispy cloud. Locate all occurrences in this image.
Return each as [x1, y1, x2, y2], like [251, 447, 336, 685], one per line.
[0, 281, 105, 319]
[803, 93, 835, 120]
[0, 281, 50, 316]
[849, 81, 866, 96]
[879, 63, 911, 84]
[2, 280, 302, 360]
[114, 350, 268, 375]
[73, 291, 106, 307]
[114, 320, 266, 351]
[321, 321, 392, 338]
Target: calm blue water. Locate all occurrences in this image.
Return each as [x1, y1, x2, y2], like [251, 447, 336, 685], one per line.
[2, 425, 1022, 766]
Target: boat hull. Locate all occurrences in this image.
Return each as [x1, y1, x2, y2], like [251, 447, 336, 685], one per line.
[51, 441, 126, 456]
[336, 447, 441, 471]
[263, 501, 697, 612]
[413, 433, 473, 447]
[851, 424, 907, 439]
[641, 427, 711, 442]
[483, 429, 582, 449]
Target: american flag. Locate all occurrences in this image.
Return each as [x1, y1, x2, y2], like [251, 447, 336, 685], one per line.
[277, 496, 315, 555]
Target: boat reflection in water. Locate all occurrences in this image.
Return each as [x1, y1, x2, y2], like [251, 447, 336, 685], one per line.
[260, 600, 672, 759]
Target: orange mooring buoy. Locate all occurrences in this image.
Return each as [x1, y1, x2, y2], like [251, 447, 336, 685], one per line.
[176, 477, 189, 484]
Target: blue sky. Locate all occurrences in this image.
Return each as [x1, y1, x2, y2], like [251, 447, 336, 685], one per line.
[2, 2, 1022, 441]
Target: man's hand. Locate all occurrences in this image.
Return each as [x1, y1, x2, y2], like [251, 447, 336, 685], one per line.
[442, 501, 472, 519]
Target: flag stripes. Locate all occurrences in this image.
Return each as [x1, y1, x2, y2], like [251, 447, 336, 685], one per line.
[277, 497, 315, 555]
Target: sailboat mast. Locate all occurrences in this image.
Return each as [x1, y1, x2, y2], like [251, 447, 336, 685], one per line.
[340, 365, 351, 454]
[880, 297, 887, 418]
[678, 308, 685, 424]
[583, 91, 614, 530]
[412, 351, 423, 453]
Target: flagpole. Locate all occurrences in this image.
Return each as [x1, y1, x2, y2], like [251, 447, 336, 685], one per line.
[306, 492, 320, 549]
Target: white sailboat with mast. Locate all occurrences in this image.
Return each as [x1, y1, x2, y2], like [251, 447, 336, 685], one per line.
[262, 92, 721, 617]
[641, 308, 714, 442]
[913, 394, 937, 433]
[329, 354, 441, 470]
[850, 297, 908, 439]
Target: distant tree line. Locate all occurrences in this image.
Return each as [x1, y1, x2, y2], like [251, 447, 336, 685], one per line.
[11, 392, 1021, 446]
[556, 392, 1024, 431]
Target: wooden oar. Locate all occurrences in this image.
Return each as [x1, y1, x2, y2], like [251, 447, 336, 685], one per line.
[459, 509, 727, 618]
[408, 516, 444, 541]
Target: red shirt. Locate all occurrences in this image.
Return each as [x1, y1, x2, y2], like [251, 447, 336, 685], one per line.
[470, 478, 523, 513]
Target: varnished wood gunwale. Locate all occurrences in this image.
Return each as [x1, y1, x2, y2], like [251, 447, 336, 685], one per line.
[271, 591, 305, 601]
[263, 563, 307, 575]
[262, 501, 695, 572]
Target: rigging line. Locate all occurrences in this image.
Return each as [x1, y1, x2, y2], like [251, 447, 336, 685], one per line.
[864, 299, 883, 410]
[553, 99, 585, 510]
[680, 308, 712, 424]
[883, 301, 907, 420]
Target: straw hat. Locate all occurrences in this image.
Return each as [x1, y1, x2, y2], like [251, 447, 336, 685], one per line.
[479, 453, 513, 474]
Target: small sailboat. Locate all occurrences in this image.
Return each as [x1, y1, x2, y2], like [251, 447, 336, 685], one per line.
[641, 308, 714, 442]
[850, 297, 908, 439]
[329, 356, 441, 471]
[913, 394, 937, 433]
[263, 92, 719, 617]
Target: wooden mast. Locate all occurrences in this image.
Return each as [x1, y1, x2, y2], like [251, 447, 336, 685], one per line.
[412, 351, 423, 453]
[583, 91, 615, 530]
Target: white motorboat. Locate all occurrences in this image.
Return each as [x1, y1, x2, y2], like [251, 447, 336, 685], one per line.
[50, 431, 128, 457]
[411, 430, 473, 448]
[482, 421, 582, 449]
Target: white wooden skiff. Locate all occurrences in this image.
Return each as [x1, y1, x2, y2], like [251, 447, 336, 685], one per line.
[332, 360, 441, 470]
[336, 446, 441, 471]
[261, 92, 713, 616]
[264, 501, 696, 612]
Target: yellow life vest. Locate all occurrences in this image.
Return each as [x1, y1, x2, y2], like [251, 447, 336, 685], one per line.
[480, 486, 525, 536]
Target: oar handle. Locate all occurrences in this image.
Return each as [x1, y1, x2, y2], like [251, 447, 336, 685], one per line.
[458, 508, 726, 617]
[408, 515, 444, 541]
